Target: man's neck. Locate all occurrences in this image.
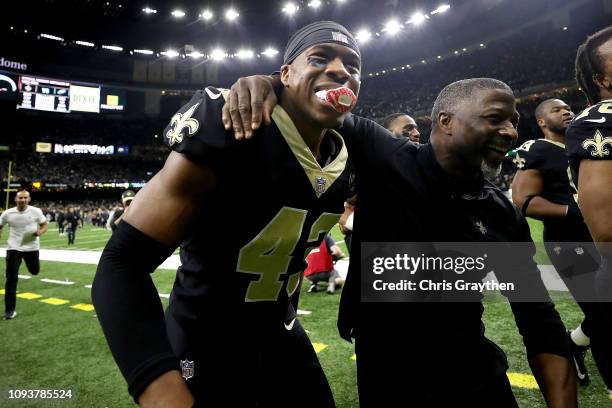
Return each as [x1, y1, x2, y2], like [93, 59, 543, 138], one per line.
[430, 137, 480, 180]
[280, 98, 326, 158]
[543, 130, 565, 144]
[17, 205, 27, 212]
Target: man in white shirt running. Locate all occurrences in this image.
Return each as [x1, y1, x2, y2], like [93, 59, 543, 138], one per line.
[0, 190, 48, 320]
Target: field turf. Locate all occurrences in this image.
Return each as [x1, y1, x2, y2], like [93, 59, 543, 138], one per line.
[1, 221, 609, 407]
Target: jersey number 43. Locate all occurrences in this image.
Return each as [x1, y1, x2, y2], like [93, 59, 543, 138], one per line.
[237, 207, 340, 302]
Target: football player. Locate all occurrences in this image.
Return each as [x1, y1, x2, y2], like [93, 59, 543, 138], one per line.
[92, 21, 360, 407]
[224, 77, 577, 407]
[511, 98, 611, 388]
[567, 25, 612, 398]
[382, 112, 421, 143]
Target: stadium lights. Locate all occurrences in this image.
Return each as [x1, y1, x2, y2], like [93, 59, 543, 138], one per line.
[431, 4, 450, 14]
[40, 33, 64, 41]
[282, 2, 299, 16]
[142, 7, 157, 14]
[454, 50, 459, 54]
[75, 40, 95, 47]
[437, 55, 441, 59]
[407, 12, 426, 25]
[225, 8, 239, 21]
[133, 49, 154, 55]
[382, 19, 402, 35]
[308, 0, 321, 8]
[199, 9, 213, 20]
[102, 45, 123, 52]
[462, 47, 467, 51]
[161, 49, 180, 58]
[236, 49, 254, 59]
[355, 29, 372, 43]
[171, 9, 186, 18]
[187, 51, 204, 59]
[261, 47, 279, 57]
[210, 48, 227, 61]
[480, 43, 485, 47]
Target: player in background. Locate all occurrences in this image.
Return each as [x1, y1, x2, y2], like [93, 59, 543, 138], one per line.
[92, 21, 360, 407]
[382, 112, 421, 143]
[567, 25, 612, 399]
[0, 190, 48, 320]
[512, 98, 611, 388]
[108, 190, 135, 232]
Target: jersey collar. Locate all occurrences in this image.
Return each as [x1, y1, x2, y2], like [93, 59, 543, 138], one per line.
[271, 105, 349, 198]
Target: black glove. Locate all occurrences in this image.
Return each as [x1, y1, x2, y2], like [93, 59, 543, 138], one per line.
[565, 198, 584, 224]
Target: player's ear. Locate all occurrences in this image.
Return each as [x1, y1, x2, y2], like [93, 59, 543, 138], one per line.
[536, 117, 545, 128]
[593, 73, 611, 92]
[280, 64, 290, 87]
[438, 111, 453, 135]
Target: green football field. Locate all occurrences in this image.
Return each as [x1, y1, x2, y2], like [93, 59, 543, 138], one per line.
[0, 221, 609, 407]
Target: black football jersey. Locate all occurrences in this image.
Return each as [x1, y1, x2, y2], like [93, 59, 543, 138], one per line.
[567, 98, 612, 189]
[163, 87, 354, 331]
[513, 138, 572, 205]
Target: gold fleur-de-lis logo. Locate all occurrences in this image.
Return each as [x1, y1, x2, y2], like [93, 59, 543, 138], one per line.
[513, 155, 526, 169]
[475, 221, 487, 235]
[166, 102, 201, 146]
[582, 129, 612, 158]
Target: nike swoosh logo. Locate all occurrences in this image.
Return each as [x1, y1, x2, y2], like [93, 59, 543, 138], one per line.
[205, 88, 222, 100]
[284, 318, 296, 331]
[577, 373, 586, 380]
[585, 117, 606, 123]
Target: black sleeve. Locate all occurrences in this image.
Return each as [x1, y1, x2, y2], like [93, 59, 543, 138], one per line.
[91, 221, 177, 402]
[339, 114, 412, 170]
[513, 139, 544, 171]
[163, 86, 238, 169]
[498, 208, 571, 360]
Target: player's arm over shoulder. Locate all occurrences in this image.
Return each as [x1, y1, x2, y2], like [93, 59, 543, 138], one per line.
[124, 151, 217, 247]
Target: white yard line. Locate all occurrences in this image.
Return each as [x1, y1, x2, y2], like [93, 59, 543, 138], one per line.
[0, 248, 180, 270]
[40, 278, 75, 285]
[18, 275, 32, 279]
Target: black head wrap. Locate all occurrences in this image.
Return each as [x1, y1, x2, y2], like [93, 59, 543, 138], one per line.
[283, 21, 360, 65]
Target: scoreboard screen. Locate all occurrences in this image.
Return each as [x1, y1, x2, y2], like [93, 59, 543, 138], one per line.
[17, 75, 71, 113]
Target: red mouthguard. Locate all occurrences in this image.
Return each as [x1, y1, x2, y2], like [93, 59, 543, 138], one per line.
[315, 87, 357, 113]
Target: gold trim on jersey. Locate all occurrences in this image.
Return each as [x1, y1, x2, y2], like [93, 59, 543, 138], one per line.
[540, 138, 565, 149]
[271, 105, 348, 198]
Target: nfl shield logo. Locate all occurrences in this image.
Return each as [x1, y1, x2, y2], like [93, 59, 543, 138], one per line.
[316, 176, 327, 194]
[180, 359, 194, 380]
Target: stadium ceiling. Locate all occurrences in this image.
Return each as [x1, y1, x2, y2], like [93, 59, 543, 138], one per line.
[3, 0, 596, 71]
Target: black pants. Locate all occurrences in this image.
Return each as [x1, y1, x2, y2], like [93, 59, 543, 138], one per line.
[67, 226, 76, 244]
[4, 250, 40, 313]
[354, 332, 518, 408]
[167, 311, 335, 408]
[544, 240, 612, 389]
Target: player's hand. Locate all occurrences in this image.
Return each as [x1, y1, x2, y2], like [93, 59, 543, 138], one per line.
[138, 370, 194, 408]
[222, 75, 278, 140]
[338, 208, 352, 234]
